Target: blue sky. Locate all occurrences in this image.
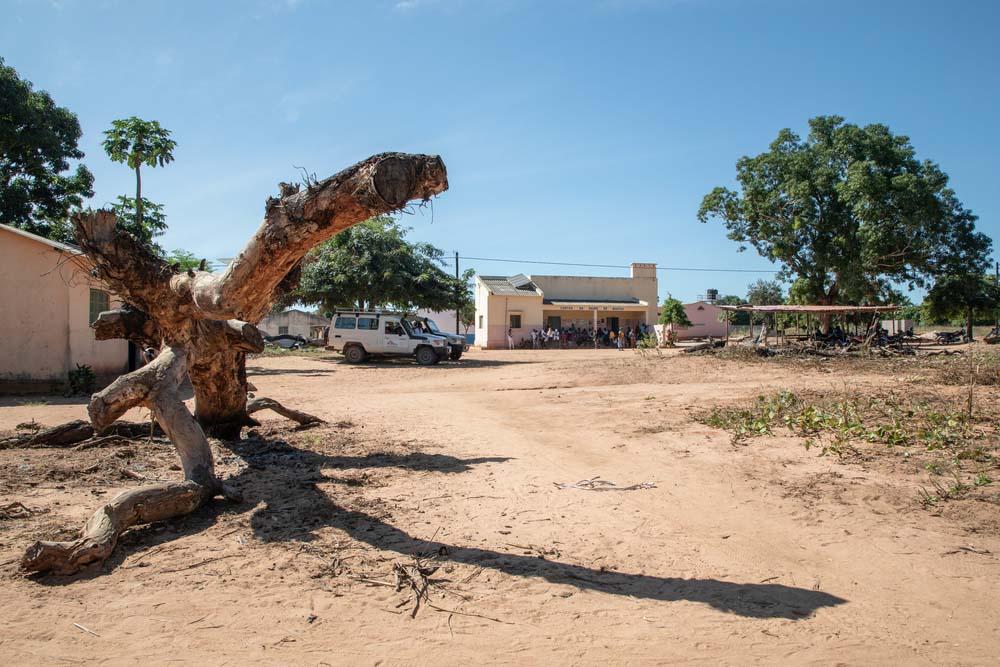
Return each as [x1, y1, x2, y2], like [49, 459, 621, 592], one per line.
[4, 0, 998, 303]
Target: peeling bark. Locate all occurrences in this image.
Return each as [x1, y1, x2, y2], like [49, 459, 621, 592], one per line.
[22, 152, 448, 575]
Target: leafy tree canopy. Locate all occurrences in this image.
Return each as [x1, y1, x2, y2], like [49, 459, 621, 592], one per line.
[102, 117, 176, 170]
[164, 248, 202, 271]
[924, 274, 1000, 339]
[287, 216, 464, 314]
[102, 117, 175, 250]
[698, 115, 991, 305]
[110, 195, 167, 249]
[715, 294, 749, 325]
[0, 57, 94, 241]
[658, 296, 692, 327]
[746, 278, 785, 306]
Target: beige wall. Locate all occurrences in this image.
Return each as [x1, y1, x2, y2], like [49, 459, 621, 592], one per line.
[476, 290, 544, 348]
[0, 227, 128, 392]
[475, 264, 659, 348]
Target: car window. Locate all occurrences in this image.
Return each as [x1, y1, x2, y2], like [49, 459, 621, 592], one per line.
[384, 321, 404, 335]
[358, 316, 378, 330]
[334, 316, 356, 329]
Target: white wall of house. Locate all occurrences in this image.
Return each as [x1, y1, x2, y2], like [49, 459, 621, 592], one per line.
[258, 309, 329, 339]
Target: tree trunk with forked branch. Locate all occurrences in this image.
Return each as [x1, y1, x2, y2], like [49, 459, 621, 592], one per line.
[21, 153, 448, 575]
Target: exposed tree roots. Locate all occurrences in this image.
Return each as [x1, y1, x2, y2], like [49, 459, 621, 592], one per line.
[1, 419, 163, 450]
[21, 481, 211, 575]
[246, 397, 325, 427]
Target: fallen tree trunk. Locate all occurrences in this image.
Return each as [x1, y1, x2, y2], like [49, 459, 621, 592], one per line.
[0, 419, 164, 449]
[22, 152, 448, 575]
[681, 339, 726, 354]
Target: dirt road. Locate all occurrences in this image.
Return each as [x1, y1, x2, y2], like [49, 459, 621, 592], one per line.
[1, 349, 998, 665]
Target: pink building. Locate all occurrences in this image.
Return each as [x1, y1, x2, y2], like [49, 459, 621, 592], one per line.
[676, 300, 729, 340]
[0, 224, 129, 393]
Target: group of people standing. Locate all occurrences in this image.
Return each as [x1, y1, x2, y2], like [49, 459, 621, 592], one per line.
[506, 324, 652, 350]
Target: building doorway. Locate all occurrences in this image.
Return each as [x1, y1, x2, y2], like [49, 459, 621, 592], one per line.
[546, 315, 561, 330]
[607, 316, 620, 332]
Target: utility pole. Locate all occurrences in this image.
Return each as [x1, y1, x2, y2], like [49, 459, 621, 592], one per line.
[455, 251, 460, 334]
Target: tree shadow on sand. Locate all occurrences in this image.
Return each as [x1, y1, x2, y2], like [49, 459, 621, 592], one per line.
[28, 433, 848, 619]
[223, 436, 847, 620]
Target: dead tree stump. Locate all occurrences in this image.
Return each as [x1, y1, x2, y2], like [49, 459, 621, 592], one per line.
[21, 152, 448, 575]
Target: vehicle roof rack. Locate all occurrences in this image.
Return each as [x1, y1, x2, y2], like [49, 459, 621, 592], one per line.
[333, 309, 410, 316]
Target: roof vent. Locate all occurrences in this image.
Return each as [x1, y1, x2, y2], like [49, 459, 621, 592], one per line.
[508, 273, 532, 288]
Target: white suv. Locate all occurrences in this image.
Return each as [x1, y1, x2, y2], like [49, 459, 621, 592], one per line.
[326, 311, 451, 365]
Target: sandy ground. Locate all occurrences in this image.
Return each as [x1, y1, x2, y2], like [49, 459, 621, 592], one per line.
[1, 348, 999, 665]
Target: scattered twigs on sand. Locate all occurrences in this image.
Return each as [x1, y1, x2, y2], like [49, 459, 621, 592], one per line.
[0, 501, 45, 520]
[393, 558, 439, 619]
[358, 558, 511, 625]
[554, 476, 656, 491]
[73, 623, 100, 637]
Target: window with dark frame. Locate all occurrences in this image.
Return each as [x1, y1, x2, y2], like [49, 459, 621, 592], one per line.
[88, 289, 110, 327]
[509, 314, 522, 329]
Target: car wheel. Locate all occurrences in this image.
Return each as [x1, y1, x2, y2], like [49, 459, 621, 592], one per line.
[344, 345, 367, 363]
[415, 346, 437, 366]
[449, 348, 463, 361]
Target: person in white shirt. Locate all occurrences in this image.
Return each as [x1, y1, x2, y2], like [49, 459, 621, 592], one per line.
[507, 328, 514, 350]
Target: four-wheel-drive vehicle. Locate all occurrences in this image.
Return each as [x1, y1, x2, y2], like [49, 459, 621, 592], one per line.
[407, 316, 469, 360]
[326, 311, 451, 365]
[264, 333, 308, 349]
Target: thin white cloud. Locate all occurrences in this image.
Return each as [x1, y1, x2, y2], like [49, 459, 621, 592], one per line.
[277, 79, 358, 124]
[394, 0, 432, 11]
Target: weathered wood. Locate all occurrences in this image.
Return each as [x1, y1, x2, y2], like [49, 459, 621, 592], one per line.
[21, 152, 448, 575]
[92, 305, 161, 348]
[21, 481, 208, 575]
[246, 397, 325, 426]
[681, 339, 725, 354]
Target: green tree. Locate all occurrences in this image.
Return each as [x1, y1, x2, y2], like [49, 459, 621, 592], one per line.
[746, 279, 784, 306]
[110, 195, 167, 249]
[924, 274, 1000, 340]
[459, 300, 476, 334]
[716, 294, 749, 325]
[0, 57, 94, 241]
[164, 248, 202, 271]
[102, 117, 175, 245]
[454, 268, 476, 333]
[289, 216, 461, 313]
[658, 296, 692, 327]
[698, 116, 991, 309]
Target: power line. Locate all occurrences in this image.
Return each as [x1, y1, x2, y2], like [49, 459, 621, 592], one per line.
[458, 255, 779, 274]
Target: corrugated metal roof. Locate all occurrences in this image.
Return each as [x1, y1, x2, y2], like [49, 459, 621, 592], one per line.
[718, 304, 898, 314]
[481, 276, 540, 296]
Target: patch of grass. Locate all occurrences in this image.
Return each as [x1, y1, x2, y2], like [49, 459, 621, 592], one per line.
[698, 389, 1000, 510]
